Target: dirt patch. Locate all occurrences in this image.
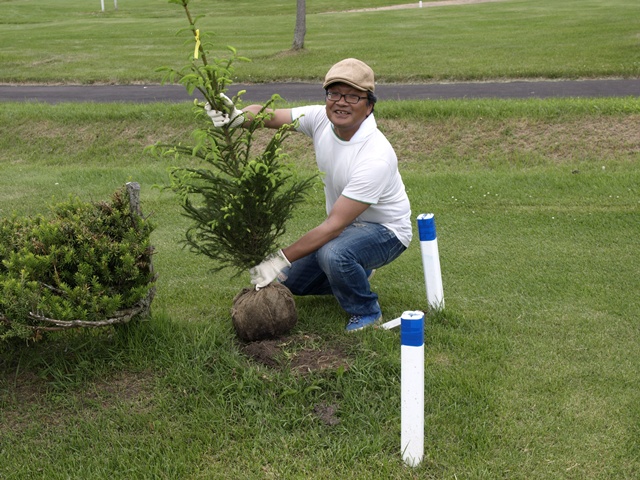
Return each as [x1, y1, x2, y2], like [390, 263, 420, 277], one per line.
[241, 334, 350, 426]
[1, 369, 157, 434]
[241, 333, 351, 375]
[380, 115, 640, 168]
[314, 402, 341, 426]
[242, 339, 282, 368]
[265, 113, 640, 172]
[0, 369, 158, 408]
[80, 370, 157, 408]
[0, 370, 48, 406]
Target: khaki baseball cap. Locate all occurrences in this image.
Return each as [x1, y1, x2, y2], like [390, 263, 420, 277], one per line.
[323, 58, 375, 93]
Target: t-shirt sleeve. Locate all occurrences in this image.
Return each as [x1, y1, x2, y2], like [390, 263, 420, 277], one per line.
[291, 105, 325, 138]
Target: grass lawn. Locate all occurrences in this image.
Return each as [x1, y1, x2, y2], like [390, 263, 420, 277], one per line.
[1, 0, 640, 477]
[1, 98, 638, 478]
[1, 0, 639, 83]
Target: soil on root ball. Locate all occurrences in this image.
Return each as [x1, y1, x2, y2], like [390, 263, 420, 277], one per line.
[231, 283, 298, 342]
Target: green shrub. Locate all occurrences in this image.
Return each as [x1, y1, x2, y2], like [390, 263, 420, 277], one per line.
[0, 185, 156, 342]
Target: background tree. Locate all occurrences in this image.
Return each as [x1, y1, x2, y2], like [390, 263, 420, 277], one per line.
[292, 0, 306, 51]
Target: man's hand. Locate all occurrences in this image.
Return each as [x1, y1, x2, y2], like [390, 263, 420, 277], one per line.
[205, 93, 244, 128]
[249, 250, 291, 290]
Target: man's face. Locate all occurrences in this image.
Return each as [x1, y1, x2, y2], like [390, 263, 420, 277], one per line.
[325, 83, 373, 141]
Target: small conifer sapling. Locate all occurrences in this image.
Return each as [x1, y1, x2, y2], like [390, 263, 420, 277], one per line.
[150, 0, 316, 341]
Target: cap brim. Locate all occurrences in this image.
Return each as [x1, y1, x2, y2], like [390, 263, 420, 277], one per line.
[322, 78, 369, 92]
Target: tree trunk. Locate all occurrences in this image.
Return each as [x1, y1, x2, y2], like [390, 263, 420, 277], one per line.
[292, 0, 306, 51]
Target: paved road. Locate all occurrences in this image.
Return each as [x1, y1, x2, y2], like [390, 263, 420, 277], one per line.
[0, 79, 638, 103]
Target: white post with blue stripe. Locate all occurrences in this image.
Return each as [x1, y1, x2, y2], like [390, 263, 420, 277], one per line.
[417, 213, 444, 310]
[401, 310, 425, 467]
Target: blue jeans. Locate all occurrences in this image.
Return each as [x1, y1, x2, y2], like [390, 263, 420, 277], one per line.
[280, 222, 407, 317]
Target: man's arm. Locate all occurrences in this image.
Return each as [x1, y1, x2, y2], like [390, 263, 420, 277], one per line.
[205, 94, 292, 130]
[282, 195, 370, 263]
[241, 105, 292, 129]
[249, 195, 370, 289]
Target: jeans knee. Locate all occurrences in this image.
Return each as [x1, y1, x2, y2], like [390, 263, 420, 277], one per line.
[317, 244, 356, 276]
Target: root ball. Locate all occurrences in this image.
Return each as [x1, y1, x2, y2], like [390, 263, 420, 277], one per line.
[231, 283, 297, 342]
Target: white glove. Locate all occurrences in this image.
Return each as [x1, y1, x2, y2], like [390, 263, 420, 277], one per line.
[249, 250, 291, 290]
[205, 93, 244, 128]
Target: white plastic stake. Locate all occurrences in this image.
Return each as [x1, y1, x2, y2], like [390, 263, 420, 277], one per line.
[101, 0, 117, 11]
[379, 317, 401, 330]
[401, 310, 425, 467]
[417, 213, 444, 310]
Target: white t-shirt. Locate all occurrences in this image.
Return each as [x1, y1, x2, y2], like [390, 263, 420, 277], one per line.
[291, 105, 412, 247]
